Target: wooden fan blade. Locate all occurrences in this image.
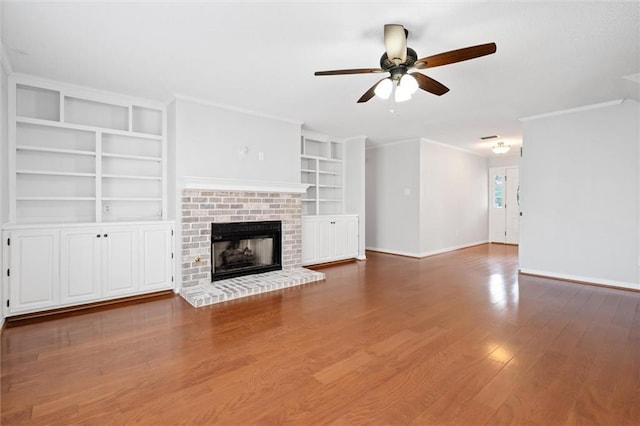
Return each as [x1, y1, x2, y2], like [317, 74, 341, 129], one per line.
[412, 73, 449, 96]
[357, 78, 388, 103]
[315, 68, 385, 76]
[414, 43, 496, 69]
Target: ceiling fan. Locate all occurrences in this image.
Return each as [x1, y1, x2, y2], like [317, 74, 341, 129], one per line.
[314, 24, 497, 104]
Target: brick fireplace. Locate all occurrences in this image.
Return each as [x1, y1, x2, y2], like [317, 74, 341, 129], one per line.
[180, 188, 303, 288]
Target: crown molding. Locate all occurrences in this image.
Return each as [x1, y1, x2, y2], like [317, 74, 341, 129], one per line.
[0, 41, 13, 74]
[365, 137, 420, 150]
[520, 99, 624, 122]
[420, 138, 485, 158]
[170, 94, 303, 126]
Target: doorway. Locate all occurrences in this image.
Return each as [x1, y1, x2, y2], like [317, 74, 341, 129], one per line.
[490, 167, 520, 244]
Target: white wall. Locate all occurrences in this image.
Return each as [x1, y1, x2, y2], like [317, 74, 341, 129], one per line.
[520, 99, 640, 288]
[365, 140, 422, 255]
[1, 6, 9, 327]
[489, 154, 520, 168]
[173, 97, 301, 183]
[344, 136, 366, 259]
[366, 138, 489, 257]
[419, 140, 488, 255]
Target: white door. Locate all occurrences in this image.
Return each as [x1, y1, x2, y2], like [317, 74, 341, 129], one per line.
[490, 167, 520, 244]
[505, 168, 520, 244]
[139, 225, 173, 291]
[8, 229, 60, 314]
[60, 228, 101, 304]
[102, 227, 139, 296]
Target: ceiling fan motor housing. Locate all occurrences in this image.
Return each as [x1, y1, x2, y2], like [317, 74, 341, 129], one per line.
[380, 47, 418, 70]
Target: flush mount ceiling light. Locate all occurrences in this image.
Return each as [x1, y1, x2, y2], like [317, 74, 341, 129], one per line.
[492, 141, 511, 154]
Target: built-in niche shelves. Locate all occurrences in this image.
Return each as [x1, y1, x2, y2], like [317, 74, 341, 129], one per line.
[10, 77, 167, 225]
[300, 133, 344, 216]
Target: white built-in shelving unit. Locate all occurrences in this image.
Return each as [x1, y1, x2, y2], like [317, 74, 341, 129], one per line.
[10, 76, 167, 224]
[300, 132, 344, 216]
[3, 76, 174, 318]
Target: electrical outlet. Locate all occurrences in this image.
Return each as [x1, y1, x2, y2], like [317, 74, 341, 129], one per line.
[103, 203, 112, 214]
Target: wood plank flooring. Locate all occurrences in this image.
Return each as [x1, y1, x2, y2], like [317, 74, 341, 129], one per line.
[2, 244, 640, 425]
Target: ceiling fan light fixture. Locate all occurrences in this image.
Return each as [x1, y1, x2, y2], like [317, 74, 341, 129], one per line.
[394, 83, 412, 102]
[399, 74, 419, 94]
[492, 142, 511, 154]
[374, 78, 393, 99]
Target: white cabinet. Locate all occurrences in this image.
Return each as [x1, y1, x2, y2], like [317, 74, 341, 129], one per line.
[3, 223, 174, 317]
[7, 229, 60, 314]
[60, 227, 101, 304]
[302, 215, 358, 266]
[140, 225, 173, 291]
[102, 227, 139, 297]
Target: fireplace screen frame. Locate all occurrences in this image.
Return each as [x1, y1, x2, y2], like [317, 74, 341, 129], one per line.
[211, 220, 282, 281]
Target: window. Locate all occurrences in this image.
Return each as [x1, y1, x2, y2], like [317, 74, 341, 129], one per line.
[494, 175, 504, 208]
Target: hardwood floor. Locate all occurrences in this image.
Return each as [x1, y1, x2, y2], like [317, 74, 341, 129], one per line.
[2, 244, 640, 425]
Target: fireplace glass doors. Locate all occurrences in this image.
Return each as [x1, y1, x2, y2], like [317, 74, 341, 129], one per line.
[211, 221, 282, 281]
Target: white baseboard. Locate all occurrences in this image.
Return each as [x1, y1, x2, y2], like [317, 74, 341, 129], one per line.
[366, 241, 488, 259]
[365, 247, 422, 258]
[417, 241, 488, 258]
[519, 268, 639, 291]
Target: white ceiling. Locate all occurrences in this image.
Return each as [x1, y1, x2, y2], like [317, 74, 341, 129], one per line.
[3, 1, 639, 156]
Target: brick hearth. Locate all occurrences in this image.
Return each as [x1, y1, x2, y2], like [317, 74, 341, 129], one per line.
[180, 189, 303, 288]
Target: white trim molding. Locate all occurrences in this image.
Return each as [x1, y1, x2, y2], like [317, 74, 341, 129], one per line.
[366, 241, 488, 259]
[519, 268, 639, 291]
[0, 41, 13, 74]
[180, 176, 308, 194]
[520, 99, 624, 122]
[171, 94, 303, 126]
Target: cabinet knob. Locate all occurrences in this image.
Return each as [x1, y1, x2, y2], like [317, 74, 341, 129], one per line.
[96, 234, 101, 238]
[103, 234, 108, 238]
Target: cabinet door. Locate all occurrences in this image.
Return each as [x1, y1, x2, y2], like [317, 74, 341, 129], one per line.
[60, 228, 101, 304]
[8, 230, 59, 314]
[334, 217, 359, 259]
[301, 219, 318, 265]
[316, 218, 335, 263]
[139, 225, 173, 291]
[102, 227, 139, 297]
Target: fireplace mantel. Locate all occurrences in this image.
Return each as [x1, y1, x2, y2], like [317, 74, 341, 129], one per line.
[180, 177, 308, 194]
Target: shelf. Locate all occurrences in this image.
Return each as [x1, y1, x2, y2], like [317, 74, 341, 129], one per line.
[317, 184, 342, 188]
[11, 77, 167, 224]
[17, 84, 60, 121]
[64, 95, 129, 131]
[318, 199, 343, 202]
[16, 117, 163, 140]
[318, 157, 343, 163]
[102, 174, 162, 181]
[102, 152, 162, 162]
[301, 169, 316, 173]
[301, 154, 342, 163]
[17, 196, 96, 201]
[17, 145, 96, 157]
[302, 199, 316, 202]
[102, 197, 162, 201]
[318, 170, 342, 176]
[16, 169, 96, 177]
